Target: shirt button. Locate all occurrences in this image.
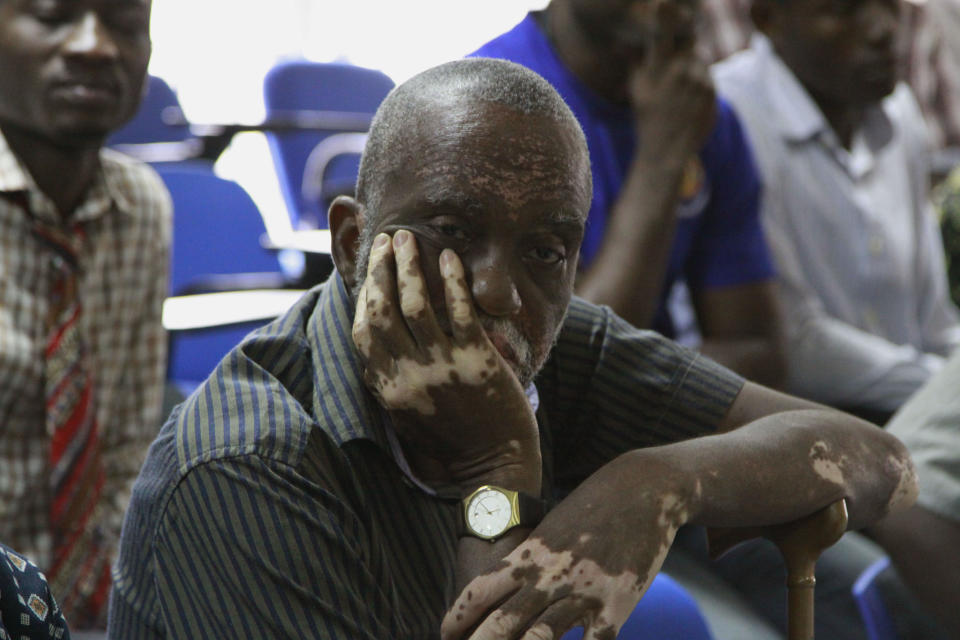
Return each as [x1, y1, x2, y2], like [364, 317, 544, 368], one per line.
[51, 255, 64, 270]
[868, 235, 885, 256]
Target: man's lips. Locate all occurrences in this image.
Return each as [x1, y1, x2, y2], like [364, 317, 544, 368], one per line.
[486, 332, 519, 366]
[49, 79, 119, 106]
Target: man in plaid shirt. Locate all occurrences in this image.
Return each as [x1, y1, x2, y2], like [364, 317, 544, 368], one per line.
[0, 0, 169, 629]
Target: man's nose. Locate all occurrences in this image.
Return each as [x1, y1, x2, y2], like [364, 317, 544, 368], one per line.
[468, 255, 522, 318]
[62, 12, 120, 61]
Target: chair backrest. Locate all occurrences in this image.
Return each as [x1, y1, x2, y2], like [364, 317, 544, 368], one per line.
[852, 557, 897, 640]
[108, 75, 191, 145]
[560, 572, 714, 640]
[155, 163, 282, 296]
[263, 60, 394, 229]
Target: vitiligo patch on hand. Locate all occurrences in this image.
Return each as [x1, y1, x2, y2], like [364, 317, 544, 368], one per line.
[394, 234, 429, 318]
[373, 343, 501, 415]
[485, 537, 645, 637]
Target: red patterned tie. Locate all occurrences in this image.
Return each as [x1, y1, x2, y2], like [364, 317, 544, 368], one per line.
[34, 222, 111, 627]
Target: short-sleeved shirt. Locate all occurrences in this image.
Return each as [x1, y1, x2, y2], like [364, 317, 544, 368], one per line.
[470, 12, 774, 338]
[108, 272, 744, 639]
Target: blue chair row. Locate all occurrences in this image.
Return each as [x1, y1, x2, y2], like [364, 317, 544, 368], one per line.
[263, 60, 394, 230]
[562, 573, 714, 640]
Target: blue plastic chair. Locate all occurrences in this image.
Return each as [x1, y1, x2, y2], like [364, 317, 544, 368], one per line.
[262, 60, 394, 229]
[852, 557, 897, 640]
[155, 164, 289, 394]
[155, 163, 284, 296]
[108, 75, 192, 145]
[560, 573, 714, 639]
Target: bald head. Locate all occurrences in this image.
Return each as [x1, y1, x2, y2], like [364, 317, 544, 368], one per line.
[356, 57, 590, 221]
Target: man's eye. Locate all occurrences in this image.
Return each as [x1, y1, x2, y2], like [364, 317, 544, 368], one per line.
[103, 6, 150, 34]
[528, 246, 565, 265]
[31, 1, 71, 23]
[435, 224, 470, 242]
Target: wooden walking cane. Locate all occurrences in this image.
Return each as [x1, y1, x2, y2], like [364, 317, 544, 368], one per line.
[706, 499, 849, 640]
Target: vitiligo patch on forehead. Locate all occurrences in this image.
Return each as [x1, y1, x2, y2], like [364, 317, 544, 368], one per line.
[414, 125, 582, 217]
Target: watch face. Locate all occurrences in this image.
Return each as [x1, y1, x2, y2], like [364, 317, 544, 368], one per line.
[467, 488, 513, 537]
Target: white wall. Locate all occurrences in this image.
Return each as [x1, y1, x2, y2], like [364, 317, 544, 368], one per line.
[147, 1, 548, 245]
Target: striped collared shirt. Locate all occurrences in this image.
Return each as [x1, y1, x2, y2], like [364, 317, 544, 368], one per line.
[109, 272, 743, 639]
[0, 132, 170, 582]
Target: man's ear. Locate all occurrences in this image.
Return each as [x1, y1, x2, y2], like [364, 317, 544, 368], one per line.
[328, 195, 365, 292]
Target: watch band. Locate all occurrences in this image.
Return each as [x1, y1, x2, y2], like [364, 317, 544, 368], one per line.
[514, 490, 547, 528]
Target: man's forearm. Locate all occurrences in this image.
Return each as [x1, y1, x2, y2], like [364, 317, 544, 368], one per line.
[630, 408, 917, 532]
[787, 314, 944, 412]
[699, 334, 787, 389]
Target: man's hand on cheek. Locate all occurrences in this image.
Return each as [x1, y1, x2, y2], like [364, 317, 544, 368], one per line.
[352, 230, 541, 492]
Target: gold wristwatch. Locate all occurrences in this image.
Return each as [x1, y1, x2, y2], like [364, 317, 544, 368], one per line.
[461, 485, 546, 541]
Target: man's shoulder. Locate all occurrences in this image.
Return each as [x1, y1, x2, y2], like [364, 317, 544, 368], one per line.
[470, 13, 539, 63]
[882, 83, 929, 139]
[99, 148, 172, 222]
[712, 45, 762, 87]
[170, 287, 330, 473]
[712, 49, 769, 122]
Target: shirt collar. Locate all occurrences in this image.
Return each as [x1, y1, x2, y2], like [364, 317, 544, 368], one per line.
[0, 130, 134, 225]
[750, 33, 892, 178]
[749, 33, 829, 143]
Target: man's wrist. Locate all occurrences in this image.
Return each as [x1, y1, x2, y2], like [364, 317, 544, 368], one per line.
[447, 440, 543, 498]
[457, 467, 542, 499]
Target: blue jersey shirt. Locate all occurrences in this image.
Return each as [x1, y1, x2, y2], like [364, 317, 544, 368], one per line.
[471, 13, 774, 337]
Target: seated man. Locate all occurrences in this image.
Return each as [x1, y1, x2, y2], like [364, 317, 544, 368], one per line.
[471, 0, 787, 389]
[109, 58, 916, 639]
[0, 0, 168, 628]
[712, 0, 960, 420]
[872, 348, 960, 637]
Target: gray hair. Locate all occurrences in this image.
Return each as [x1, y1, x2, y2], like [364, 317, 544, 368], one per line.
[349, 58, 589, 297]
[356, 57, 588, 220]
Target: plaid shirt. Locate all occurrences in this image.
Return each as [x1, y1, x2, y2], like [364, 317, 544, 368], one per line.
[699, 0, 960, 148]
[0, 132, 170, 582]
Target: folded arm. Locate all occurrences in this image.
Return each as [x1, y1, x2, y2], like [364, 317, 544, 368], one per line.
[442, 382, 917, 640]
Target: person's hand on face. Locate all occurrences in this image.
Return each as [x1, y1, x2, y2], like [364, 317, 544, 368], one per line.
[627, 0, 716, 163]
[440, 453, 695, 640]
[352, 229, 541, 491]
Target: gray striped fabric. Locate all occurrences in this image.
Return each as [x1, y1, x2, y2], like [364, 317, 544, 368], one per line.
[108, 272, 743, 639]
